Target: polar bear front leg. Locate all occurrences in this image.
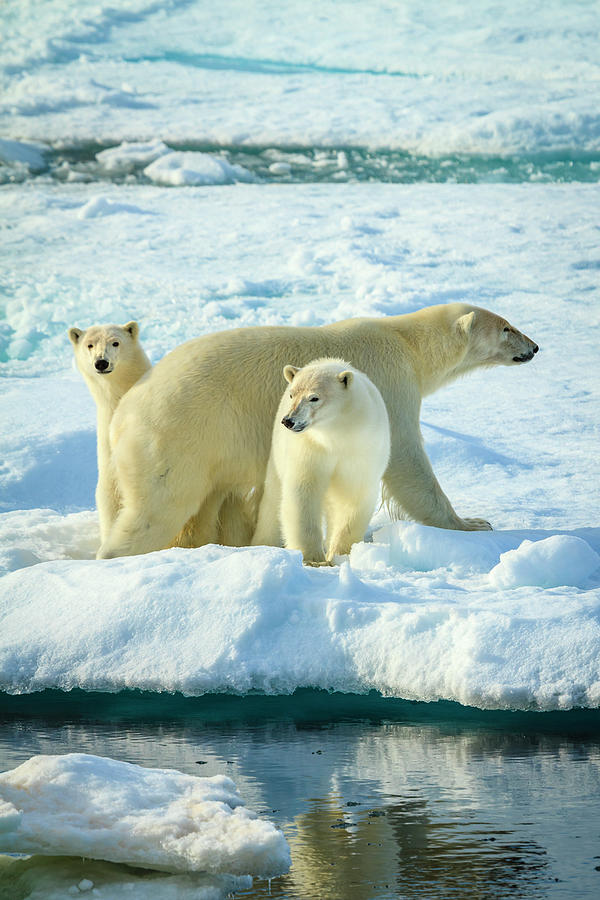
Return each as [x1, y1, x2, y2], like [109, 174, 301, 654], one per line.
[325, 488, 378, 561]
[280, 467, 330, 566]
[383, 443, 493, 531]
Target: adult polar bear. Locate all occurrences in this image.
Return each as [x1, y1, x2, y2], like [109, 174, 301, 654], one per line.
[98, 303, 538, 559]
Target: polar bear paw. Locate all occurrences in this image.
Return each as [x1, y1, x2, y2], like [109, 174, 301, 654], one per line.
[459, 517, 493, 531]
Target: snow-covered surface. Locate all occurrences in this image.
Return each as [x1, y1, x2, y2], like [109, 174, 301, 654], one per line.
[0, 530, 599, 710]
[1, 1, 599, 714]
[1, 1, 599, 154]
[1, 182, 599, 711]
[0, 752, 289, 879]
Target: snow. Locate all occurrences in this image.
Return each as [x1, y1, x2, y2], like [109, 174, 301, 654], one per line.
[0, 138, 47, 172]
[488, 536, 600, 590]
[0, 533, 599, 710]
[0, 753, 290, 879]
[1, 1, 599, 154]
[96, 140, 171, 173]
[77, 195, 156, 218]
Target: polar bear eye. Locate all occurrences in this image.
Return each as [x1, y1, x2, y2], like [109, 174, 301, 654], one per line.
[503, 327, 510, 333]
[309, 396, 319, 402]
[112, 341, 120, 347]
[87, 343, 93, 349]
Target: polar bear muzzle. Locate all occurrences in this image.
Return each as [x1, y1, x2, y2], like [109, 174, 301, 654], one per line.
[512, 344, 539, 364]
[281, 415, 307, 432]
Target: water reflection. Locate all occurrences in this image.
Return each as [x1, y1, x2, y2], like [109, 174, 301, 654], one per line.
[0, 855, 248, 900]
[1, 691, 599, 899]
[274, 794, 549, 900]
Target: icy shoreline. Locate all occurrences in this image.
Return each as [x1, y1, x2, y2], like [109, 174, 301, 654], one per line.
[1, 523, 598, 711]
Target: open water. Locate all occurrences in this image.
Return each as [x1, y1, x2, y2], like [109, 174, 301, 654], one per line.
[3, 143, 600, 186]
[2, 690, 600, 899]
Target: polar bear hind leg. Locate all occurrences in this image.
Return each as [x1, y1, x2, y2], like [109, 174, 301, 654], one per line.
[97, 435, 213, 558]
[218, 492, 259, 547]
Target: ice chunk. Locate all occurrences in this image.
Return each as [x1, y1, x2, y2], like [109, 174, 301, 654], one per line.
[144, 152, 253, 186]
[0, 138, 48, 172]
[96, 140, 171, 173]
[0, 754, 290, 878]
[489, 535, 600, 589]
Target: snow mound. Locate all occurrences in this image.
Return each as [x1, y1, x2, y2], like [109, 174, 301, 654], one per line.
[0, 138, 48, 183]
[367, 521, 504, 573]
[0, 753, 290, 879]
[489, 535, 600, 590]
[0, 509, 98, 577]
[144, 152, 254, 186]
[77, 196, 155, 218]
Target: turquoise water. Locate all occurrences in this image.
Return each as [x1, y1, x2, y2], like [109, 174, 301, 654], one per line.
[2, 690, 600, 898]
[3, 143, 600, 185]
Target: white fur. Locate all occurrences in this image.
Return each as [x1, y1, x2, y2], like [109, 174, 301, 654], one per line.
[252, 359, 391, 565]
[98, 303, 538, 559]
[69, 321, 151, 541]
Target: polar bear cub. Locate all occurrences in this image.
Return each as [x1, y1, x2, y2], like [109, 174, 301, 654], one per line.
[68, 321, 151, 542]
[252, 358, 391, 566]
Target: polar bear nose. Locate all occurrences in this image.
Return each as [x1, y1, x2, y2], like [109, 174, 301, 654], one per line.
[282, 416, 295, 430]
[95, 358, 109, 372]
[533, 344, 539, 353]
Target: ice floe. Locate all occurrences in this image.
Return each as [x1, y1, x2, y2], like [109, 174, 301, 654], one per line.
[0, 524, 599, 710]
[0, 753, 290, 878]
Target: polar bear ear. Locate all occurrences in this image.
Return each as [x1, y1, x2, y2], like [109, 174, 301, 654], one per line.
[338, 370, 353, 388]
[283, 365, 300, 383]
[456, 311, 475, 336]
[123, 321, 139, 340]
[68, 327, 83, 345]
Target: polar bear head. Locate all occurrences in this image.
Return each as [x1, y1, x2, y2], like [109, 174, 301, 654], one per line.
[457, 306, 539, 367]
[68, 321, 141, 378]
[280, 358, 355, 433]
